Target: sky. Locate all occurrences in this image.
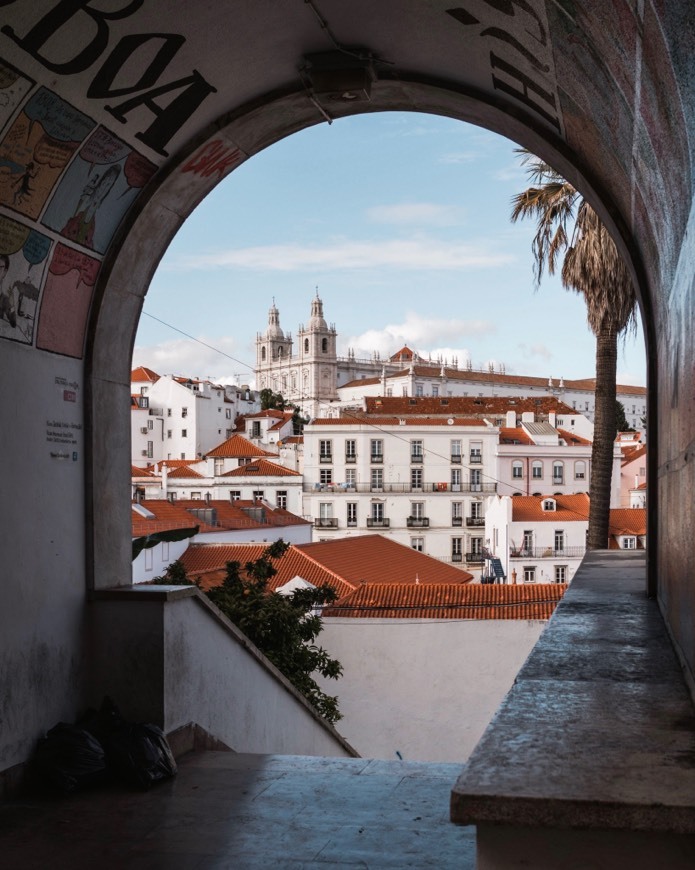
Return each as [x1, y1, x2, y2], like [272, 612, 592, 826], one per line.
[132, 112, 646, 389]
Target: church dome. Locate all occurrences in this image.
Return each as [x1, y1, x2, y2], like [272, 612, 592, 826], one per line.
[265, 301, 285, 339]
[308, 292, 327, 329]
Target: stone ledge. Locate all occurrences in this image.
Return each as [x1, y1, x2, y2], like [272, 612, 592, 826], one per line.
[451, 551, 695, 834]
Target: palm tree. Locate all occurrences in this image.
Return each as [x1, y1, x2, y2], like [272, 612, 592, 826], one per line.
[511, 152, 636, 550]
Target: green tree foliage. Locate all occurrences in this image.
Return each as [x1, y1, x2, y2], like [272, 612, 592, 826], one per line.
[260, 388, 286, 410]
[178, 540, 343, 722]
[153, 559, 200, 586]
[615, 401, 634, 434]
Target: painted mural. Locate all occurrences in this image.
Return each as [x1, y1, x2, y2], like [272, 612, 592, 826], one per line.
[42, 127, 157, 254]
[36, 244, 100, 359]
[0, 60, 33, 130]
[0, 215, 50, 345]
[0, 88, 94, 221]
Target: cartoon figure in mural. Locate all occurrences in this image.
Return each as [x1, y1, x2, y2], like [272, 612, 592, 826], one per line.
[62, 164, 121, 248]
[0, 254, 17, 328]
[11, 161, 38, 207]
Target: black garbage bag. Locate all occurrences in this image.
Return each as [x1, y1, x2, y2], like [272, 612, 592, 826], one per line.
[81, 697, 177, 790]
[33, 723, 109, 794]
[103, 722, 178, 790]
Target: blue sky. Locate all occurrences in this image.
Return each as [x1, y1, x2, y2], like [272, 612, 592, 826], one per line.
[132, 112, 646, 388]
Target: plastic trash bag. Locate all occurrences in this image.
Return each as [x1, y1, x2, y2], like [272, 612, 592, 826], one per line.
[34, 723, 108, 794]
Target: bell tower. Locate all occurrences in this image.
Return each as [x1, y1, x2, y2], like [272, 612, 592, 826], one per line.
[297, 290, 338, 416]
[255, 300, 293, 391]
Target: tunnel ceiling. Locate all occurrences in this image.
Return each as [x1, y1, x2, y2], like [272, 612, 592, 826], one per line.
[0, 1, 691, 361]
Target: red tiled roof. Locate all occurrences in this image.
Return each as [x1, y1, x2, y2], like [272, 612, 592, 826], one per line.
[621, 444, 647, 466]
[179, 535, 472, 597]
[296, 536, 473, 586]
[557, 428, 592, 446]
[222, 458, 300, 477]
[389, 345, 416, 361]
[131, 465, 157, 477]
[167, 465, 204, 479]
[362, 396, 577, 417]
[609, 508, 647, 536]
[499, 427, 534, 445]
[206, 434, 275, 458]
[150, 459, 199, 471]
[511, 493, 591, 523]
[132, 498, 308, 537]
[131, 366, 159, 383]
[323, 582, 567, 619]
[280, 436, 304, 444]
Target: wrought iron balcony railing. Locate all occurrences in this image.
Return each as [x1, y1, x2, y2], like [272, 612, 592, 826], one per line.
[509, 546, 585, 559]
[366, 517, 390, 528]
[406, 517, 429, 528]
[465, 517, 485, 527]
[314, 517, 338, 528]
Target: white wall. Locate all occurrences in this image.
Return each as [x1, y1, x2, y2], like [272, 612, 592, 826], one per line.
[317, 617, 546, 763]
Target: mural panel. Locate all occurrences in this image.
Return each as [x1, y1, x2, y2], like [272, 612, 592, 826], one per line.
[0, 59, 33, 130]
[0, 215, 51, 345]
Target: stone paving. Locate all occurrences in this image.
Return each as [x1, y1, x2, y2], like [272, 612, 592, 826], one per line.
[0, 751, 475, 869]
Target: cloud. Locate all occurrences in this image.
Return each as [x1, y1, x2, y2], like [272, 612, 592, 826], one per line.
[438, 151, 478, 165]
[132, 335, 255, 385]
[365, 203, 465, 226]
[341, 313, 495, 359]
[173, 238, 515, 272]
[518, 341, 554, 362]
[493, 162, 527, 183]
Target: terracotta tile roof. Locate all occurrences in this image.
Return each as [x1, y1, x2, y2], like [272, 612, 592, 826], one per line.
[499, 427, 534, 445]
[206, 433, 275, 458]
[296, 536, 473, 586]
[131, 366, 160, 383]
[179, 535, 472, 597]
[609, 508, 647, 536]
[238, 409, 286, 422]
[131, 465, 157, 477]
[268, 413, 294, 431]
[511, 493, 591, 523]
[308, 416, 487, 427]
[621, 444, 647, 466]
[221, 458, 300, 477]
[362, 396, 577, 416]
[132, 498, 308, 537]
[150, 459, 199, 471]
[323, 582, 567, 619]
[389, 345, 416, 361]
[280, 435, 304, 444]
[557, 428, 592, 446]
[342, 376, 381, 387]
[167, 465, 205, 479]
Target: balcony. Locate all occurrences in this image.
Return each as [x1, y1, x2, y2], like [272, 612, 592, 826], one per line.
[406, 516, 429, 527]
[452, 516, 463, 527]
[465, 552, 485, 564]
[451, 552, 463, 562]
[410, 454, 424, 463]
[366, 517, 390, 528]
[509, 546, 585, 559]
[370, 454, 384, 464]
[303, 481, 497, 494]
[314, 517, 338, 529]
[466, 517, 485, 527]
[319, 454, 333, 464]
[345, 454, 357, 463]
[469, 454, 482, 464]
[552, 476, 564, 485]
[450, 454, 462, 463]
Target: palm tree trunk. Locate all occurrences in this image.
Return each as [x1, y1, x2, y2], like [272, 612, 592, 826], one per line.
[587, 322, 618, 549]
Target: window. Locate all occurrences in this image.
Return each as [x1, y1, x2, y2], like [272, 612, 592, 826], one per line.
[452, 501, 462, 525]
[371, 468, 383, 490]
[276, 490, 287, 509]
[345, 468, 356, 486]
[411, 537, 424, 552]
[450, 439, 462, 462]
[470, 441, 482, 463]
[191, 491, 201, 500]
[319, 439, 332, 462]
[523, 530, 533, 552]
[347, 502, 357, 526]
[180, 453, 186, 460]
[411, 467, 423, 490]
[543, 499, 556, 511]
[319, 502, 333, 520]
[555, 565, 567, 584]
[139, 397, 149, 409]
[401, 387, 408, 397]
[320, 468, 332, 485]
[471, 537, 483, 555]
[230, 490, 241, 501]
[386, 388, 393, 397]
[532, 461, 543, 479]
[554, 530, 565, 552]
[167, 408, 172, 417]
[552, 461, 564, 483]
[345, 439, 356, 461]
[146, 440, 153, 459]
[371, 502, 384, 522]
[252, 490, 264, 501]
[411, 501, 425, 520]
[167, 430, 172, 439]
[470, 500, 482, 519]
[370, 439, 383, 462]
[214, 459, 224, 475]
[512, 460, 523, 479]
[182, 407, 188, 417]
[144, 548, 153, 570]
[410, 439, 423, 462]
[470, 468, 482, 491]
[451, 468, 461, 490]
[574, 460, 586, 480]
[622, 536, 637, 549]
[523, 566, 536, 583]
[452, 537, 463, 561]
[415, 384, 424, 397]
[432, 385, 439, 397]
[304, 338, 309, 353]
[251, 421, 261, 438]
[147, 419, 153, 430]
[181, 429, 187, 438]
[322, 337, 328, 353]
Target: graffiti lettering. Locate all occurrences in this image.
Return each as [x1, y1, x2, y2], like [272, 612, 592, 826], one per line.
[181, 140, 242, 179]
[489, 52, 560, 132]
[1, 1, 216, 157]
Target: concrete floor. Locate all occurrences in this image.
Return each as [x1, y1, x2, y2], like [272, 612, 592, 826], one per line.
[0, 751, 475, 869]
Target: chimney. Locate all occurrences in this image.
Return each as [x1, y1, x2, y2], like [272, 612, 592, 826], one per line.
[506, 410, 516, 427]
[161, 463, 168, 497]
